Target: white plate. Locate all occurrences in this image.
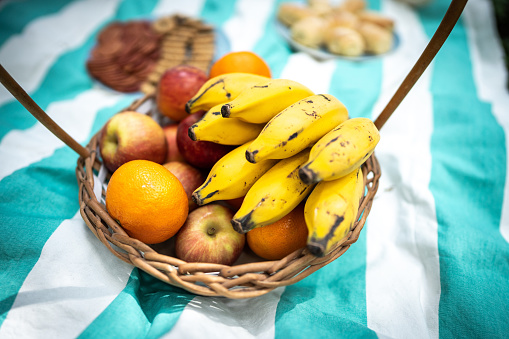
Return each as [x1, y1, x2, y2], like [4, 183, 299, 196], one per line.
[275, 20, 400, 61]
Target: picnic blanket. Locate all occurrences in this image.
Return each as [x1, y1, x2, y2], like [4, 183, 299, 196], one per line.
[1, 0, 508, 338]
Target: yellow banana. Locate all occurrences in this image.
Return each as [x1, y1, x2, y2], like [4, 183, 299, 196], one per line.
[192, 141, 278, 206]
[221, 78, 315, 124]
[245, 94, 349, 163]
[185, 72, 269, 114]
[231, 149, 314, 233]
[299, 117, 379, 185]
[188, 103, 266, 145]
[305, 167, 364, 257]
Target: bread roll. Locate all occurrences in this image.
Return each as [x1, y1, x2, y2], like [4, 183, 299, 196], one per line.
[291, 16, 328, 49]
[336, 0, 366, 14]
[278, 3, 315, 27]
[308, 0, 332, 16]
[358, 11, 395, 31]
[324, 10, 360, 29]
[325, 26, 365, 57]
[358, 22, 393, 55]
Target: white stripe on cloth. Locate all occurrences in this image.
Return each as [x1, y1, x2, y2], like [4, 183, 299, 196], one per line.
[279, 53, 337, 95]
[0, 212, 133, 339]
[0, 86, 125, 180]
[463, 0, 509, 242]
[152, 0, 205, 18]
[0, 0, 121, 107]
[163, 288, 285, 339]
[366, 1, 440, 338]
[222, 0, 276, 52]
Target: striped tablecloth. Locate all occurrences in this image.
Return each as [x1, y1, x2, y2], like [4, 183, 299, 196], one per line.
[1, 0, 508, 338]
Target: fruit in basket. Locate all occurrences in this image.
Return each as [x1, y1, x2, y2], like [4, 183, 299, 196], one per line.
[208, 51, 272, 79]
[157, 65, 208, 122]
[299, 117, 379, 184]
[188, 103, 265, 145]
[163, 123, 185, 162]
[245, 94, 348, 163]
[192, 141, 278, 206]
[163, 161, 205, 212]
[185, 72, 269, 114]
[176, 111, 234, 168]
[175, 204, 245, 265]
[231, 150, 314, 233]
[99, 111, 167, 173]
[221, 78, 315, 124]
[305, 167, 364, 257]
[105, 160, 188, 244]
[246, 203, 308, 260]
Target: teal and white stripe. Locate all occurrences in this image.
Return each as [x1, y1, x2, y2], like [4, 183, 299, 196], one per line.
[366, 0, 440, 337]
[1, 0, 508, 337]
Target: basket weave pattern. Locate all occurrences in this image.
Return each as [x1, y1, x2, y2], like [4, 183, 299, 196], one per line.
[76, 97, 381, 299]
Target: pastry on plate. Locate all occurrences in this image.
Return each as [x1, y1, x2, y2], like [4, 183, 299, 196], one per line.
[358, 11, 395, 31]
[291, 16, 328, 49]
[357, 22, 393, 55]
[325, 26, 365, 57]
[324, 9, 360, 29]
[278, 3, 315, 27]
[336, 0, 366, 14]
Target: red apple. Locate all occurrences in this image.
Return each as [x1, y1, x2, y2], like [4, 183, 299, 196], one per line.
[163, 123, 185, 162]
[176, 111, 234, 169]
[175, 204, 245, 265]
[163, 161, 205, 212]
[99, 111, 167, 173]
[156, 65, 208, 122]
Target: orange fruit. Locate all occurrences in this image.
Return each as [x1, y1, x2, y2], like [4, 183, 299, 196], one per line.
[105, 160, 189, 244]
[246, 204, 308, 260]
[209, 51, 272, 78]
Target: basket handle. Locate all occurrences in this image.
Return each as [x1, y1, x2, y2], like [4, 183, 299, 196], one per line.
[0, 64, 90, 158]
[374, 0, 468, 131]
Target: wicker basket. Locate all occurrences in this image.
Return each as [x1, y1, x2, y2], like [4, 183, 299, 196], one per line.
[75, 94, 381, 299]
[0, 0, 465, 299]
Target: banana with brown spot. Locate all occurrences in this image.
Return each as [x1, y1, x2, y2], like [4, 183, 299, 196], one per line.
[185, 72, 269, 114]
[192, 141, 278, 206]
[221, 78, 315, 124]
[305, 166, 364, 257]
[188, 103, 266, 145]
[299, 117, 379, 185]
[231, 149, 314, 233]
[245, 94, 348, 163]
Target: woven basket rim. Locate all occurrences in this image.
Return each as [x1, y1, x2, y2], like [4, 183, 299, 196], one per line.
[76, 95, 381, 299]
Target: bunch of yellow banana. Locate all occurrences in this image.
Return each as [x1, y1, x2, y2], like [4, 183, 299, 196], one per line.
[184, 74, 380, 258]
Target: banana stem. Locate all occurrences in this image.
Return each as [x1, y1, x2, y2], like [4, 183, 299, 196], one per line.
[0, 64, 90, 159]
[374, 0, 468, 131]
